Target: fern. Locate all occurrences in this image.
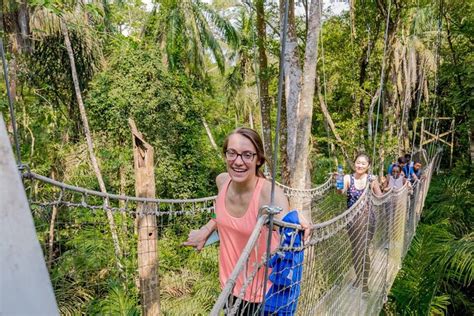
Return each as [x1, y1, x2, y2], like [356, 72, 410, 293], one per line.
[388, 174, 474, 315]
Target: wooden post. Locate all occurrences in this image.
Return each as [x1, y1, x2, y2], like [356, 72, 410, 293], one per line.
[129, 118, 160, 316]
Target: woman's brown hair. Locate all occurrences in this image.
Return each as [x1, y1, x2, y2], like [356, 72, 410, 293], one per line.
[222, 127, 266, 177]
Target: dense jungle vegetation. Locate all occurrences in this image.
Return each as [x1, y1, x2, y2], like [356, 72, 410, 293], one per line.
[1, 0, 472, 314]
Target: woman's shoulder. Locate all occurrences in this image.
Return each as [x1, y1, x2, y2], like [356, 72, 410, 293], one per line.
[216, 173, 230, 192]
[260, 178, 289, 209]
[260, 177, 273, 197]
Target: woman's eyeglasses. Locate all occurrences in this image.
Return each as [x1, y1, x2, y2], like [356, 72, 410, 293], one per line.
[225, 150, 257, 163]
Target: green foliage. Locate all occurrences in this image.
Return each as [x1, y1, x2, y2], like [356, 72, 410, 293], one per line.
[159, 228, 219, 314]
[86, 42, 222, 198]
[98, 282, 140, 316]
[386, 171, 474, 315]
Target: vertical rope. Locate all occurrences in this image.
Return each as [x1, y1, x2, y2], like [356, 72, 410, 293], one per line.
[411, 63, 424, 153]
[427, 0, 443, 159]
[244, 1, 268, 174]
[0, 39, 23, 168]
[371, 0, 392, 173]
[261, 0, 289, 313]
[431, 0, 443, 159]
[320, 5, 332, 157]
[270, 0, 288, 206]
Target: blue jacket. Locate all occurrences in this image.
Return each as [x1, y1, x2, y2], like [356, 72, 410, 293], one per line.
[264, 210, 304, 315]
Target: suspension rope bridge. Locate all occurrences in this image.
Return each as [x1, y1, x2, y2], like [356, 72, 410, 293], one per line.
[1, 36, 446, 316]
[13, 141, 440, 315]
[1, 27, 446, 316]
[1, 0, 450, 314]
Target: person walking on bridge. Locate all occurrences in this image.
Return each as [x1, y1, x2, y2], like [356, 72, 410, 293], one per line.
[337, 153, 382, 294]
[184, 127, 310, 314]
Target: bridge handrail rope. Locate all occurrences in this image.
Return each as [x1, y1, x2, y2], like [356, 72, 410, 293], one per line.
[24, 170, 334, 205]
[273, 175, 333, 197]
[24, 171, 218, 205]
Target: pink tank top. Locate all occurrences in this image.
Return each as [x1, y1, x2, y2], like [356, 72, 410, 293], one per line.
[215, 177, 278, 302]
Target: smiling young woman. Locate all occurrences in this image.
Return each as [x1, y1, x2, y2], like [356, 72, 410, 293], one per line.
[337, 152, 382, 293]
[183, 127, 310, 313]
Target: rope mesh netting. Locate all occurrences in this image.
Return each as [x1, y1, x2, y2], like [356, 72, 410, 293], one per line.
[24, 150, 441, 315]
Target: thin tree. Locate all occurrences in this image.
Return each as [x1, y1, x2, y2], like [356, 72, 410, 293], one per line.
[60, 18, 123, 264]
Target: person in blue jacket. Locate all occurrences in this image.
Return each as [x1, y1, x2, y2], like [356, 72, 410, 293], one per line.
[408, 161, 423, 183]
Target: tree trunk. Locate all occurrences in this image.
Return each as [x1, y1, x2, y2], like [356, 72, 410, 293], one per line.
[60, 19, 123, 264]
[281, 0, 302, 171]
[102, 0, 113, 33]
[368, 87, 381, 139]
[279, 82, 291, 185]
[255, 0, 273, 170]
[357, 19, 381, 133]
[290, 0, 322, 214]
[470, 123, 474, 165]
[249, 107, 254, 130]
[119, 163, 128, 236]
[8, 58, 17, 102]
[400, 43, 415, 152]
[202, 117, 218, 151]
[349, 0, 356, 39]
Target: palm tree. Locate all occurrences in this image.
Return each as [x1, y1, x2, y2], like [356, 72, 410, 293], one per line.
[225, 8, 258, 127]
[146, 0, 239, 81]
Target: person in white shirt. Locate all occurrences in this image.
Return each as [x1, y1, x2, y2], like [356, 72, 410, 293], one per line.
[383, 165, 406, 191]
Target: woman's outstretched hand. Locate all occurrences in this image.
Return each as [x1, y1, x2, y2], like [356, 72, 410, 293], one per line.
[298, 213, 312, 243]
[182, 227, 210, 251]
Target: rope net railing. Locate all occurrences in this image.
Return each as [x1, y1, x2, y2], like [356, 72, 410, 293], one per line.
[23, 150, 441, 315]
[25, 172, 219, 314]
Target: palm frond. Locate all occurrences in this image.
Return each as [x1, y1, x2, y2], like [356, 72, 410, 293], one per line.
[193, 4, 225, 73]
[100, 283, 140, 316]
[198, 1, 240, 49]
[429, 294, 451, 316]
[438, 233, 474, 286]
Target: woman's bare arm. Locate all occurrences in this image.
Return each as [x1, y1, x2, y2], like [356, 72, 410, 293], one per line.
[371, 178, 383, 196]
[182, 173, 227, 251]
